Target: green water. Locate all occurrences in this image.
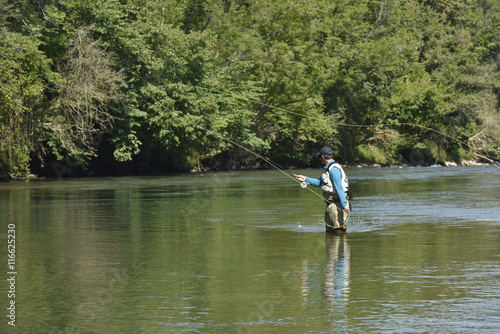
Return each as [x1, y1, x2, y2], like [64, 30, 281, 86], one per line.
[1, 166, 499, 333]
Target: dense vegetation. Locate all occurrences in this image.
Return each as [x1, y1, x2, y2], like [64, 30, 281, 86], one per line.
[1, 0, 499, 178]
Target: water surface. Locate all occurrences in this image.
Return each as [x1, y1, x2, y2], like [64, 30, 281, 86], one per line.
[1, 166, 499, 333]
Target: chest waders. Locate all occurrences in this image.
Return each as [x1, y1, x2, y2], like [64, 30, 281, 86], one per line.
[321, 163, 350, 233]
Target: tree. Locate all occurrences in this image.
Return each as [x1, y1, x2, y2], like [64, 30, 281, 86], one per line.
[208, 0, 339, 163]
[0, 0, 55, 178]
[43, 26, 125, 168]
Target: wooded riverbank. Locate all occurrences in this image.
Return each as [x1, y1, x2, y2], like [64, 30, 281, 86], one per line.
[1, 0, 499, 180]
[5, 154, 497, 182]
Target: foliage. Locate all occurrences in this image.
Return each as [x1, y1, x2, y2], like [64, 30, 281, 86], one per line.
[1, 0, 499, 177]
[0, 0, 57, 177]
[45, 26, 125, 167]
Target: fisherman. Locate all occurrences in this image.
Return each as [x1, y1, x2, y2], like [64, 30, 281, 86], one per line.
[294, 146, 351, 233]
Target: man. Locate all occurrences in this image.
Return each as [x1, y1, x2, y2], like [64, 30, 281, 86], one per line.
[294, 146, 350, 233]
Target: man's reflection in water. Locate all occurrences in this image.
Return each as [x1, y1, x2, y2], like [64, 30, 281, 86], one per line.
[297, 233, 351, 321]
[324, 233, 351, 315]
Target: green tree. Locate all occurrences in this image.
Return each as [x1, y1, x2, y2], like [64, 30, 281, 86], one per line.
[72, 0, 267, 169]
[321, 0, 500, 164]
[209, 0, 339, 163]
[0, 0, 55, 178]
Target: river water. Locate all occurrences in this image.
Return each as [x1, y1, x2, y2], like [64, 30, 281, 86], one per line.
[1, 165, 499, 333]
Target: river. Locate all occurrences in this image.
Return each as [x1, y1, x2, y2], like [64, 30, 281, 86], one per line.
[1, 165, 499, 333]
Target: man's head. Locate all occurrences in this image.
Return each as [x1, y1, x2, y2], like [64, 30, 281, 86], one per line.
[317, 146, 333, 165]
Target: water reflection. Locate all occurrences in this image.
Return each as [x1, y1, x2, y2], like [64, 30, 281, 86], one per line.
[298, 233, 351, 327]
[324, 234, 350, 321]
[324, 234, 350, 301]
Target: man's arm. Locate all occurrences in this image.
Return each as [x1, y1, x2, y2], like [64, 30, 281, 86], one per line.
[293, 174, 321, 187]
[330, 168, 349, 212]
[305, 176, 321, 186]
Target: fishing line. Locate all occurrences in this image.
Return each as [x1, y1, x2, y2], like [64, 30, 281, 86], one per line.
[169, 110, 326, 201]
[190, 84, 499, 167]
[171, 108, 355, 231]
[167, 82, 496, 228]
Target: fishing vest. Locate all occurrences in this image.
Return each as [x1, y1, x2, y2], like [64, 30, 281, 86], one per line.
[321, 162, 349, 202]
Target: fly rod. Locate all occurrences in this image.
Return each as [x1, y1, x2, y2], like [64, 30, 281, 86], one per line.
[169, 110, 325, 201]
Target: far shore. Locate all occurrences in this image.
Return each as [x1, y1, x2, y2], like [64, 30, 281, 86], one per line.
[2, 158, 496, 182]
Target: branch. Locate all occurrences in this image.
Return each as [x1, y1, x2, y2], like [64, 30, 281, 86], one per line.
[468, 126, 489, 142]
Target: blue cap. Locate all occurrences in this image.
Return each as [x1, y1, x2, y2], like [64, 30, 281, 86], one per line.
[317, 146, 333, 157]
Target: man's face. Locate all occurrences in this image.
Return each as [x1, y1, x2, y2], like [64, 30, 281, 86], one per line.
[320, 155, 327, 165]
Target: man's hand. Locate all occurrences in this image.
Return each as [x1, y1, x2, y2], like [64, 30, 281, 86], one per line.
[344, 205, 350, 213]
[294, 174, 306, 182]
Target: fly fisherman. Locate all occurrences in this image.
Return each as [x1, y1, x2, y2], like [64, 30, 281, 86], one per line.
[294, 146, 351, 233]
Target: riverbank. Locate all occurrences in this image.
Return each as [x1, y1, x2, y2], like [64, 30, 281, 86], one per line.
[3, 158, 496, 182]
[345, 159, 494, 169]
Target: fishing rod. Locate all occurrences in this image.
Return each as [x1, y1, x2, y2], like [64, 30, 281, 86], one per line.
[171, 109, 354, 229]
[169, 110, 326, 202]
[170, 110, 355, 231]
